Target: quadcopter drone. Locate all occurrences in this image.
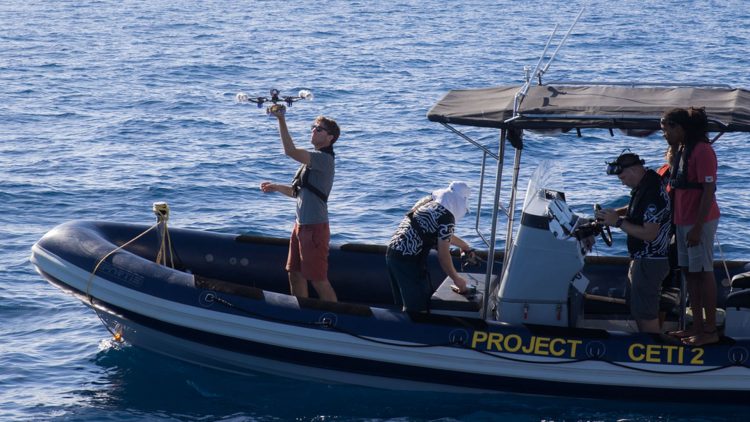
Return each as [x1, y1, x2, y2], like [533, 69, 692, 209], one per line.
[236, 88, 313, 114]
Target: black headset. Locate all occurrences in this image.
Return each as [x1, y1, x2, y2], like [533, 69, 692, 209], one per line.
[606, 150, 645, 175]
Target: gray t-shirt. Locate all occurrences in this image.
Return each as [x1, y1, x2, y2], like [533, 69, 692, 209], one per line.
[296, 150, 334, 224]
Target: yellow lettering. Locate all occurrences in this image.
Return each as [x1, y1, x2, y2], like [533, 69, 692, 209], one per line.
[690, 348, 705, 365]
[504, 334, 522, 353]
[662, 345, 678, 364]
[471, 331, 488, 349]
[549, 338, 565, 357]
[629, 343, 645, 362]
[534, 336, 551, 356]
[472, 332, 586, 360]
[568, 339, 582, 357]
[522, 336, 536, 353]
[488, 333, 504, 352]
[678, 346, 684, 364]
[645, 345, 661, 363]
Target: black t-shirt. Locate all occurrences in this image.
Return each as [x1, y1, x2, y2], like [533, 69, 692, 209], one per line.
[626, 169, 672, 258]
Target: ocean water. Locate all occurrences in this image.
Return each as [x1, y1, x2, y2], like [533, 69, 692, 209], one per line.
[3, 1, 750, 420]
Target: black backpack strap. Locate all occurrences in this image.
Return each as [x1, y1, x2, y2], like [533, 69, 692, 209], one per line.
[290, 148, 334, 203]
[291, 165, 329, 202]
[669, 146, 704, 190]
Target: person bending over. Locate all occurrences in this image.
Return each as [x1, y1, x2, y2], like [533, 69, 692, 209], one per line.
[386, 182, 475, 312]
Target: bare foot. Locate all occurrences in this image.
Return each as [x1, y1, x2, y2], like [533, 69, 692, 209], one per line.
[682, 331, 719, 346]
[668, 329, 699, 339]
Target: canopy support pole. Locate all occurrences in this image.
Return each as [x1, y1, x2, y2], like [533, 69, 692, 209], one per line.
[441, 123, 499, 160]
[503, 148, 523, 273]
[474, 151, 489, 246]
[481, 129, 507, 320]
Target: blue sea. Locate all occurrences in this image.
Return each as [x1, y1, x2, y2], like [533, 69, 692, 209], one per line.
[3, 1, 750, 420]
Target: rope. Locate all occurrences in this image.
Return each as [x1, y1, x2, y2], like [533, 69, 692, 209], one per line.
[209, 293, 750, 374]
[86, 202, 174, 342]
[604, 359, 741, 374]
[473, 347, 589, 365]
[85, 222, 159, 303]
[85, 221, 159, 343]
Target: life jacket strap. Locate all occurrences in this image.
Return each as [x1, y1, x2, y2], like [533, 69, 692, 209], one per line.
[291, 165, 329, 202]
[669, 145, 705, 191]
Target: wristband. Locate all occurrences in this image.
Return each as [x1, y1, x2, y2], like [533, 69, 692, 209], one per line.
[615, 217, 624, 228]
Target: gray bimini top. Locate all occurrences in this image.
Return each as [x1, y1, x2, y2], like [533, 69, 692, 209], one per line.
[427, 84, 750, 132]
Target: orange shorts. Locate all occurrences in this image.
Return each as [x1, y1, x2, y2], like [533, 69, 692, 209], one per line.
[286, 222, 330, 282]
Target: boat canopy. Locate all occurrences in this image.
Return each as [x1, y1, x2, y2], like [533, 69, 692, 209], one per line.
[427, 84, 750, 132]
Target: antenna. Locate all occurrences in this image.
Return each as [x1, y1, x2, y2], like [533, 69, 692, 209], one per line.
[508, 8, 585, 122]
[537, 8, 585, 85]
[512, 24, 559, 116]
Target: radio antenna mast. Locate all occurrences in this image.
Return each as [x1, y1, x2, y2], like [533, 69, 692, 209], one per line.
[509, 8, 585, 120]
[537, 8, 585, 85]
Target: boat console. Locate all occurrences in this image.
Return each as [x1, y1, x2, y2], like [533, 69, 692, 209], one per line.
[494, 166, 599, 328]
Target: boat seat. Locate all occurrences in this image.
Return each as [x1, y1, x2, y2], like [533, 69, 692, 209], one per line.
[726, 288, 750, 309]
[731, 271, 750, 290]
[430, 272, 493, 318]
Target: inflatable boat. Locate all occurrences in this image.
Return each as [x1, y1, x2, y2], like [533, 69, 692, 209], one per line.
[30, 72, 750, 401]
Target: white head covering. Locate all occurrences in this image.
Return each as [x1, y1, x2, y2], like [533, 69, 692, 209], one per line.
[432, 181, 470, 222]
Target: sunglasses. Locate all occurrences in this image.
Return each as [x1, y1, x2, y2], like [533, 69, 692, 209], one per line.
[311, 124, 329, 133]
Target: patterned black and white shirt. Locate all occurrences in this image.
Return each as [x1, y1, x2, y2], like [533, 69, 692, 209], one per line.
[626, 170, 672, 259]
[388, 196, 455, 260]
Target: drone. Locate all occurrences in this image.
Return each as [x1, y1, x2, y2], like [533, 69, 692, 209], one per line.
[235, 88, 313, 114]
